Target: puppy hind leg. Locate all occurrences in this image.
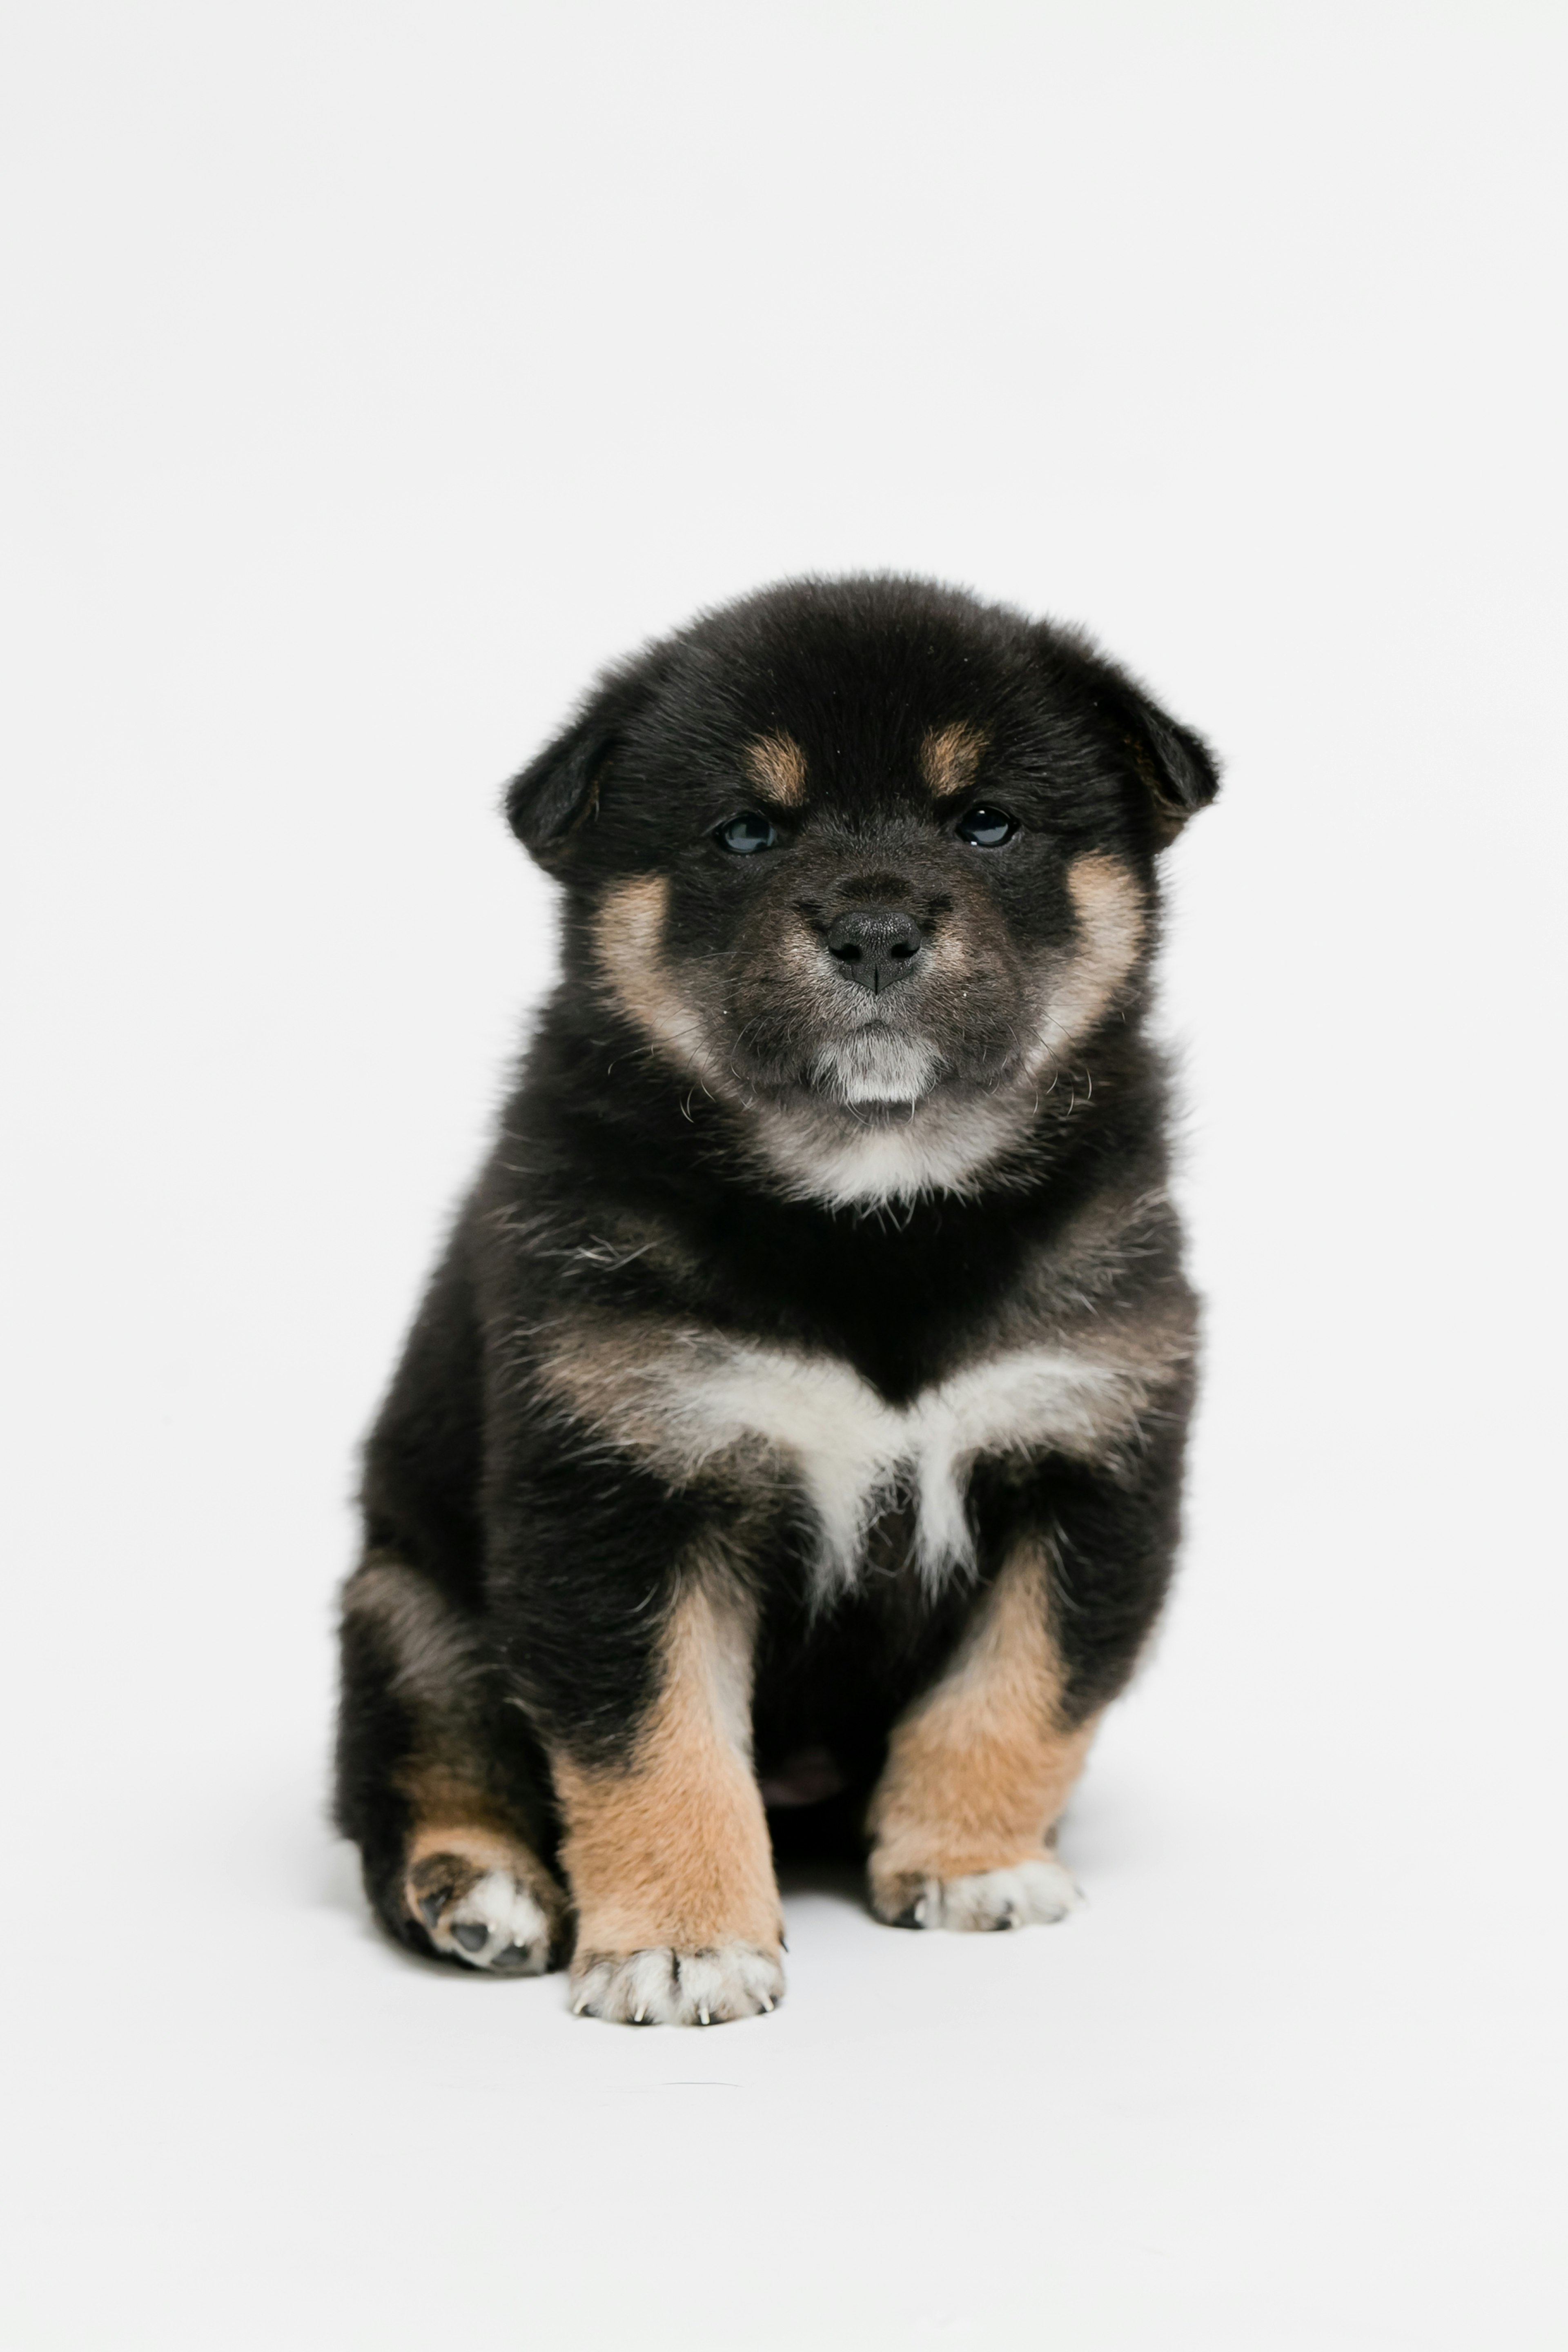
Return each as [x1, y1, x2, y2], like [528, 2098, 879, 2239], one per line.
[335, 1555, 568, 1974]
[865, 1541, 1094, 1933]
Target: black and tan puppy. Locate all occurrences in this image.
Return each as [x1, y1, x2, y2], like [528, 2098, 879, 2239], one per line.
[335, 575, 1218, 2024]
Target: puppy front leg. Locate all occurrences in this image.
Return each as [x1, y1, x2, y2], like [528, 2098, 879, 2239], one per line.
[866, 1539, 1095, 1932]
[554, 1568, 784, 2025]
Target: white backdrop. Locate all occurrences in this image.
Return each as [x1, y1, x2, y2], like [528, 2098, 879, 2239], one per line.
[3, 5, 1564, 2347]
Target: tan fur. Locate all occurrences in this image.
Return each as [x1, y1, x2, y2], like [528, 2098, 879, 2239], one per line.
[919, 721, 988, 797]
[400, 1774, 522, 1862]
[743, 732, 808, 805]
[553, 1572, 781, 1961]
[591, 873, 727, 1089]
[397, 1762, 567, 1947]
[402, 1813, 567, 1960]
[866, 1541, 1096, 1914]
[1029, 851, 1146, 1065]
[405, 1817, 556, 1899]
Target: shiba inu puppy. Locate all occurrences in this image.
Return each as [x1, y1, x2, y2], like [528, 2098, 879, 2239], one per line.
[335, 575, 1218, 2024]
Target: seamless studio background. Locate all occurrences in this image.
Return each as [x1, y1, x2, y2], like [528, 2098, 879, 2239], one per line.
[2, 5, 1564, 2348]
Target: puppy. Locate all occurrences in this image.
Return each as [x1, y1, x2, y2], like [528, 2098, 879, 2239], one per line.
[334, 575, 1218, 2023]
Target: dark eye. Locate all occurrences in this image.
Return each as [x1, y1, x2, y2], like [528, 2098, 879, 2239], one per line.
[715, 811, 777, 854]
[953, 804, 1018, 849]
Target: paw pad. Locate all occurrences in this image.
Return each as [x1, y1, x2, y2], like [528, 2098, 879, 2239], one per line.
[878, 1857, 1081, 1933]
[407, 1851, 561, 1975]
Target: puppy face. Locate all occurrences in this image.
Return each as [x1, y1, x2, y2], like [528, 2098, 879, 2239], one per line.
[509, 579, 1216, 1196]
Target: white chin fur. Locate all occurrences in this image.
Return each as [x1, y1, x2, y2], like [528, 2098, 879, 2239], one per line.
[751, 1088, 1031, 1208]
[810, 1031, 941, 1106]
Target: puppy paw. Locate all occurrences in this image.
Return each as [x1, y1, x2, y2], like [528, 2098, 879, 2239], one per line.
[406, 1838, 566, 1974]
[872, 1856, 1081, 1933]
[570, 1942, 784, 2025]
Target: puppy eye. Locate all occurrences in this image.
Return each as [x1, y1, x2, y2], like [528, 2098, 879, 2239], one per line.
[953, 804, 1018, 848]
[715, 811, 777, 854]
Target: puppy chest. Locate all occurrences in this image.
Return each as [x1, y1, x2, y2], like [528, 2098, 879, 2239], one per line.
[538, 1323, 1152, 1594]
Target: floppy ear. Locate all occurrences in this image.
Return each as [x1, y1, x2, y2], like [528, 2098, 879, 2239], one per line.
[1119, 694, 1220, 840]
[1059, 639, 1221, 843]
[504, 658, 665, 870]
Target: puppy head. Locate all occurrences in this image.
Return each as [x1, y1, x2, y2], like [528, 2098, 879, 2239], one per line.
[507, 578, 1217, 1201]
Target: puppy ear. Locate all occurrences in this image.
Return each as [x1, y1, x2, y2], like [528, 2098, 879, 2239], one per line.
[505, 659, 665, 869]
[1056, 637, 1221, 843]
[1118, 692, 1220, 841]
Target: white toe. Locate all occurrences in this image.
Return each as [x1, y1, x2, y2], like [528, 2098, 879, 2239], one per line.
[442, 1869, 553, 1972]
[921, 1859, 1081, 1932]
[570, 1942, 784, 2025]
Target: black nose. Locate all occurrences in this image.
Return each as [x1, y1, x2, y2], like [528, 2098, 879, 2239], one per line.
[824, 908, 926, 995]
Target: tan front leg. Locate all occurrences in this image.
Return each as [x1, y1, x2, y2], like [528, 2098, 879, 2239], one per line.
[553, 1571, 784, 2024]
[866, 1541, 1097, 1932]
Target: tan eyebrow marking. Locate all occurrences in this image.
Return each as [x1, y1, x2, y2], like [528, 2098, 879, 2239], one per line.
[919, 722, 989, 797]
[742, 733, 808, 806]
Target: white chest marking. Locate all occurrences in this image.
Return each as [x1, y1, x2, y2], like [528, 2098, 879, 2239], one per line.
[581, 1336, 1145, 1597]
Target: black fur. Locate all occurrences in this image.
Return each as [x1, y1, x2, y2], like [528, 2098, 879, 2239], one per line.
[334, 574, 1218, 1966]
